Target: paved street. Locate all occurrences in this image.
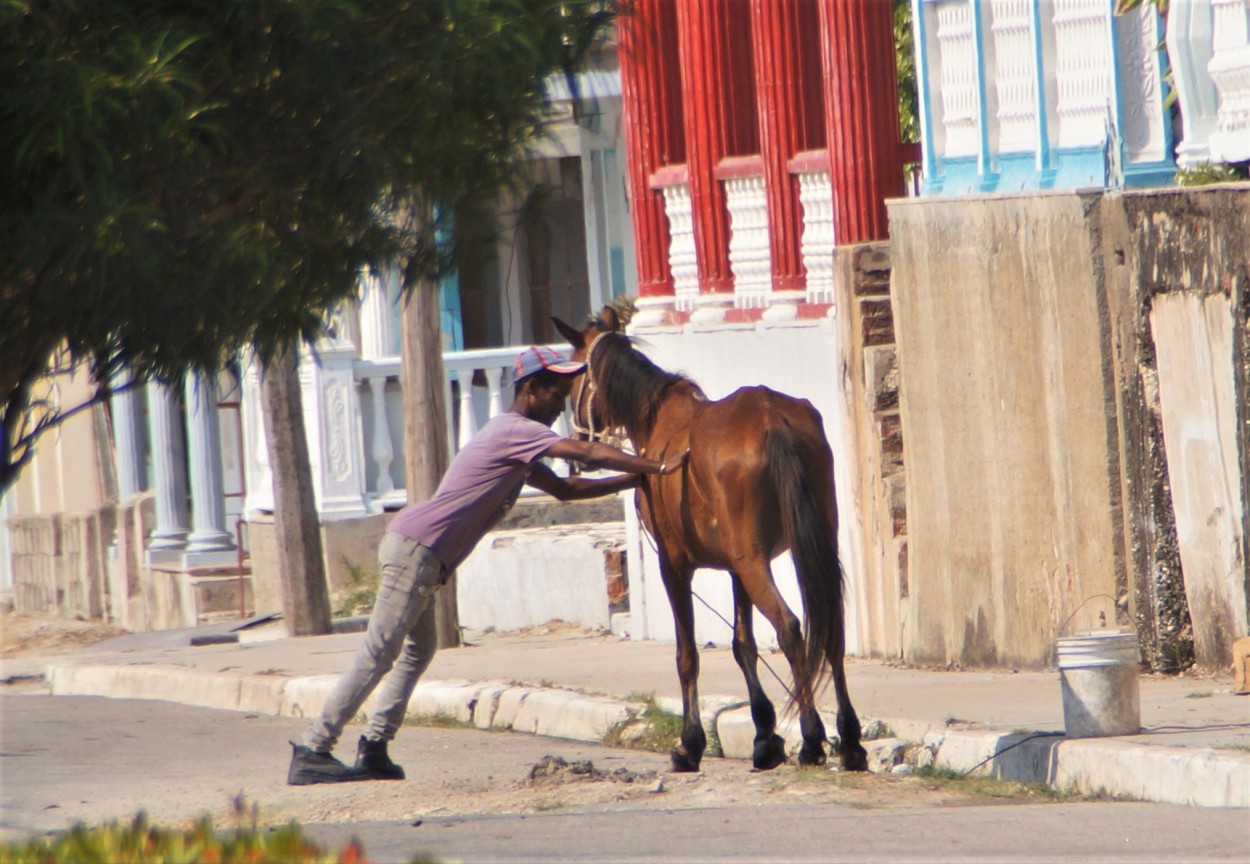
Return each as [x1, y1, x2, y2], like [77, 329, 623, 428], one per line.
[3, 694, 1247, 863]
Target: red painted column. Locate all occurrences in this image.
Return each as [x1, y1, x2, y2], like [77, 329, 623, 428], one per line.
[819, 0, 904, 243]
[617, 0, 685, 301]
[751, 0, 825, 293]
[675, 0, 757, 299]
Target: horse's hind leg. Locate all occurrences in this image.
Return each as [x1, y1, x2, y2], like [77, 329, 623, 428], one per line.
[661, 562, 706, 772]
[827, 622, 868, 771]
[738, 561, 828, 768]
[729, 575, 786, 770]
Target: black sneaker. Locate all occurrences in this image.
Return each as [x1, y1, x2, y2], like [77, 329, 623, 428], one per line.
[354, 735, 405, 781]
[287, 742, 369, 785]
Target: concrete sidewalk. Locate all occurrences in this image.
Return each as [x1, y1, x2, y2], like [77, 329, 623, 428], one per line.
[7, 618, 1249, 808]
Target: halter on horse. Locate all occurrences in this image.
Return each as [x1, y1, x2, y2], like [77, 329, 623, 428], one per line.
[555, 308, 868, 773]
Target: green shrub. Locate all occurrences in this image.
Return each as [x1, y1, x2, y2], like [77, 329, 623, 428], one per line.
[0, 811, 369, 864]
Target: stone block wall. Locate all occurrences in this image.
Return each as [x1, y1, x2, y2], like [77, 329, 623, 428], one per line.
[833, 243, 909, 659]
[8, 508, 112, 619]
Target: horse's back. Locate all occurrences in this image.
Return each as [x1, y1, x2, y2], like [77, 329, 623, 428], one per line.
[695, 385, 830, 456]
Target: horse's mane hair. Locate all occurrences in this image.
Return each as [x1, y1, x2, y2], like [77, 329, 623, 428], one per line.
[592, 331, 698, 436]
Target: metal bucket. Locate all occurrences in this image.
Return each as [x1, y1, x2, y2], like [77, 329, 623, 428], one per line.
[1056, 632, 1141, 738]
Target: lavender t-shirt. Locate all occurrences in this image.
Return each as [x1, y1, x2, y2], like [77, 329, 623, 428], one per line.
[387, 412, 560, 569]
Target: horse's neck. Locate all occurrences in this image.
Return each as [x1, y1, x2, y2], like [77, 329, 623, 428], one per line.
[628, 380, 703, 450]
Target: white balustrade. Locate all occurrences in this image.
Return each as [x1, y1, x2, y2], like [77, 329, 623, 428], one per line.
[935, 0, 981, 158]
[722, 172, 773, 310]
[1209, 0, 1250, 163]
[1052, 0, 1114, 150]
[1115, 0, 1170, 167]
[346, 345, 543, 511]
[654, 172, 700, 313]
[989, 0, 1040, 154]
[794, 163, 835, 305]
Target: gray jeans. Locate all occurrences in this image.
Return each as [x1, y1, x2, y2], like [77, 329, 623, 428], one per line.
[305, 532, 445, 752]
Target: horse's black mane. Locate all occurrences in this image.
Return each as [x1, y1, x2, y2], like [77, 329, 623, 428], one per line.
[593, 331, 699, 436]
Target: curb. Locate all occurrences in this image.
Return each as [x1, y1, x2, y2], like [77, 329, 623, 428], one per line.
[44, 662, 1250, 808]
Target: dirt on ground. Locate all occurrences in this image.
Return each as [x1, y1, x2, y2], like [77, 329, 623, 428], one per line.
[0, 609, 126, 658]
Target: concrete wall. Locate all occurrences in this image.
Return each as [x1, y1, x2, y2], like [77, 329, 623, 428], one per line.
[888, 192, 1127, 668]
[1100, 188, 1250, 670]
[885, 186, 1249, 670]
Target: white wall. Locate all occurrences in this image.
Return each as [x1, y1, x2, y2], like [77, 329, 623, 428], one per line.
[622, 319, 862, 654]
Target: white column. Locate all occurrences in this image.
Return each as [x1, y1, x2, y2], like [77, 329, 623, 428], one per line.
[1208, 0, 1250, 163]
[109, 376, 147, 500]
[239, 357, 274, 515]
[359, 268, 401, 359]
[108, 373, 147, 559]
[300, 338, 369, 520]
[146, 381, 190, 565]
[1167, 0, 1219, 168]
[367, 376, 395, 499]
[183, 370, 237, 566]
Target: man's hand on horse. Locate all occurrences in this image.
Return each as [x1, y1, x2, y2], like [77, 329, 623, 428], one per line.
[659, 448, 690, 475]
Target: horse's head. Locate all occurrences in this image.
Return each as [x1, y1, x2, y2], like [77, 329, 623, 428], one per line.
[553, 306, 622, 443]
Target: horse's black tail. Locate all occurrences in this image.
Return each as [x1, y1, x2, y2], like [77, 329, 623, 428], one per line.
[765, 423, 841, 707]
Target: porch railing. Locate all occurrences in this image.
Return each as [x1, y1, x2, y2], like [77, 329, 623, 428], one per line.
[242, 342, 572, 520]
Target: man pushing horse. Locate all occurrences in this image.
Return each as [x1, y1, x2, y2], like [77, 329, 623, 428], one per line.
[288, 344, 685, 785]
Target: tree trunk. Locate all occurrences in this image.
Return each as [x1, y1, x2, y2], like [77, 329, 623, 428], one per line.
[401, 278, 460, 648]
[260, 343, 332, 637]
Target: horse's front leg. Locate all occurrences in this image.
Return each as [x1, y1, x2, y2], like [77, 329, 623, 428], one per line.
[729, 575, 786, 770]
[661, 562, 705, 772]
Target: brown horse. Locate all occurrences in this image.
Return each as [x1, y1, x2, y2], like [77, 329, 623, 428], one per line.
[554, 308, 868, 773]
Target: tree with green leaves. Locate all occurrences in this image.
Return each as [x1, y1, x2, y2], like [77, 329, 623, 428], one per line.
[1, 0, 614, 497]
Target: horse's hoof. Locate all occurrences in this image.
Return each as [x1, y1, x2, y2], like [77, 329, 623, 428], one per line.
[670, 748, 701, 773]
[839, 744, 869, 772]
[752, 734, 787, 771]
[798, 743, 827, 767]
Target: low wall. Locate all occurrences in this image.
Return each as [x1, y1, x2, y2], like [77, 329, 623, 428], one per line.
[621, 319, 856, 653]
[7, 508, 113, 619]
[1101, 187, 1250, 670]
[887, 186, 1249, 670]
[889, 192, 1128, 668]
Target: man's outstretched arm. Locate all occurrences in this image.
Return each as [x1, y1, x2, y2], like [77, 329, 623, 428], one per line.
[542, 437, 686, 476]
[525, 461, 640, 501]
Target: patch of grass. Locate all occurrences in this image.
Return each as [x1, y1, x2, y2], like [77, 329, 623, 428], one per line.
[861, 719, 894, 740]
[404, 712, 473, 730]
[914, 765, 1081, 801]
[533, 798, 568, 812]
[332, 557, 379, 619]
[1185, 690, 1215, 699]
[1176, 162, 1244, 187]
[1220, 742, 1250, 753]
[603, 692, 683, 753]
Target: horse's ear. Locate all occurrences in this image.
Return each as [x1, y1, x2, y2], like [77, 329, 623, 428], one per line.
[598, 305, 620, 332]
[552, 316, 584, 351]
